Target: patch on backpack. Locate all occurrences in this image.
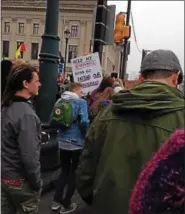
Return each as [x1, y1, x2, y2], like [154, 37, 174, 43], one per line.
[55, 108, 61, 115]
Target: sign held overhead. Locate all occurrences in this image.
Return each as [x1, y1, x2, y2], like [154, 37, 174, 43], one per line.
[71, 52, 103, 95]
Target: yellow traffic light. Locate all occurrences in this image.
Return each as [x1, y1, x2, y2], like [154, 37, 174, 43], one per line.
[123, 25, 131, 39]
[114, 12, 126, 44]
[114, 12, 131, 44]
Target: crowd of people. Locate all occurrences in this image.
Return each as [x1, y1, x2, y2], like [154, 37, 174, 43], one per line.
[1, 49, 185, 214]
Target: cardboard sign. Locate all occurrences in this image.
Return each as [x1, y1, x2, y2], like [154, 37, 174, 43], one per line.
[71, 52, 103, 95]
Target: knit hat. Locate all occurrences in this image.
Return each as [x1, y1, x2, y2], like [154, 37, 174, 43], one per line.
[140, 49, 183, 84]
[129, 129, 185, 214]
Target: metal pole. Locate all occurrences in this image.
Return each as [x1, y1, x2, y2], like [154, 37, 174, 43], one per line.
[89, 40, 92, 53]
[120, 0, 131, 79]
[35, 0, 60, 124]
[64, 38, 68, 77]
[119, 46, 123, 76]
[93, 0, 107, 63]
[93, 41, 103, 63]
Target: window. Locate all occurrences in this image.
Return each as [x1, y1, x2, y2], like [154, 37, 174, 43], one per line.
[70, 25, 79, 38]
[18, 23, 24, 34]
[31, 43, 39, 60]
[2, 41, 9, 58]
[17, 41, 24, 58]
[33, 23, 39, 35]
[4, 22, 10, 33]
[68, 45, 78, 63]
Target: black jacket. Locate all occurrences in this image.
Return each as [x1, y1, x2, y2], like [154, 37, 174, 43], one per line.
[1, 97, 42, 190]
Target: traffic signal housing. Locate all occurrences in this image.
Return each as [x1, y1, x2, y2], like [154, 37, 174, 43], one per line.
[114, 12, 131, 44]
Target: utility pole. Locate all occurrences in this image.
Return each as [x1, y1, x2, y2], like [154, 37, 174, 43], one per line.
[120, 0, 131, 79]
[93, 0, 115, 62]
[93, 0, 107, 63]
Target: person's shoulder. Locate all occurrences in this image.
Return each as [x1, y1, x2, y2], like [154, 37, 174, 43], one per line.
[70, 98, 87, 107]
[11, 101, 32, 112]
[77, 98, 87, 104]
[15, 102, 39, 118]
[4, 102, 40, 124]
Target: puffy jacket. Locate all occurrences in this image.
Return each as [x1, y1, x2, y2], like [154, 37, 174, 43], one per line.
[76, 81, 185, 214]
[1, 96, 42, 191]
[58, 91, 89, 149]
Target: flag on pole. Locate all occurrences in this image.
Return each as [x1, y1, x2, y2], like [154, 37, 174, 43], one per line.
[15, 43, 26, 59]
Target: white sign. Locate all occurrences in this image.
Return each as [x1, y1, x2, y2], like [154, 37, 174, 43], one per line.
[71, 52, 103, 95]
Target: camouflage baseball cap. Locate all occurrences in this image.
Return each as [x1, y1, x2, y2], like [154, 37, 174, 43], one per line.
[140, 49, 183, 84]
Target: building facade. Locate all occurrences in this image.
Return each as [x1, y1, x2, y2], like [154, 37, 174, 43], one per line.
[1, 0, 121, 74]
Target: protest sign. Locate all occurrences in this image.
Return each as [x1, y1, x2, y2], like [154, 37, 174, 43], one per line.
[71, 52, 103, 95]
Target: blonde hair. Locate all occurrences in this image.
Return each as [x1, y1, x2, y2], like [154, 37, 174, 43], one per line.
[12, 59, 26, 67]
[69, 83, 82, 92]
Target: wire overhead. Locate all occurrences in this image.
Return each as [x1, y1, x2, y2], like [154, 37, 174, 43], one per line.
[131, 10, 142, 53]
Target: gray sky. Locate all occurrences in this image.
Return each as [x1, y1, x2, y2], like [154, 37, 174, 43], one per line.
[108, 1, 184, 79]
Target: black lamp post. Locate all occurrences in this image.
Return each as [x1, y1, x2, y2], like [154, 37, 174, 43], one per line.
[35, 0, 61, 184]
[35, 0, 60, 124]
[63, 29, 70, 77]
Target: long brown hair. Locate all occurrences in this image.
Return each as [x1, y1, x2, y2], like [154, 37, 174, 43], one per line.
[1, 60, 13, 96]
[2, 64, 37, 108]
[97, 77, 114, 92]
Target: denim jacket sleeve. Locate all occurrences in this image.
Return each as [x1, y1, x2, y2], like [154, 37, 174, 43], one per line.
[79, 99, 89, 133]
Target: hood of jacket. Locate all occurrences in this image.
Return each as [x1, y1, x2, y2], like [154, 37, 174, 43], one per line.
[61, 91, 79, 101]
[112, 81, 184, 119]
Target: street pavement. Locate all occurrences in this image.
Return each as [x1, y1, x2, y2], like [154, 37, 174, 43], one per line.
[38, 190, 90, 214]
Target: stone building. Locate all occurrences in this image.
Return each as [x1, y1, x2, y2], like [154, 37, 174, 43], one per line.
[1, 0, 121, 74]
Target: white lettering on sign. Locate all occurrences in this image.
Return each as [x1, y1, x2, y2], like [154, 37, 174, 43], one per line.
[71, 52, 103, 95]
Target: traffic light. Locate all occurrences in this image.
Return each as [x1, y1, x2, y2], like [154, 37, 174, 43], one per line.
[114, 12, 125, 44]
[114, 12, 131, 44]
[123, 25, 131, 39]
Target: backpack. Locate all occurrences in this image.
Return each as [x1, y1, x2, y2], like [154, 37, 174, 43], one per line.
[52, 99, 73, 128]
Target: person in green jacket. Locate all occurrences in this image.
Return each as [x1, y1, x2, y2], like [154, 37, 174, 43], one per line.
[76, 49, 185, 214]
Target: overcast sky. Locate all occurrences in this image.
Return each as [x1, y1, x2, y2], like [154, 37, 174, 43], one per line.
[108, 1, 184, 79]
